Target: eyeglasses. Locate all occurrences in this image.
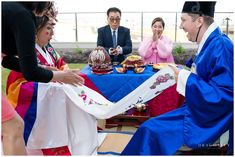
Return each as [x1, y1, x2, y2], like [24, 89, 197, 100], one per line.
[109, 18, 121, 23]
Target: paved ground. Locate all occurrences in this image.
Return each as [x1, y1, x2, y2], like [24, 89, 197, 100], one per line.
[98, 119, 227, 155]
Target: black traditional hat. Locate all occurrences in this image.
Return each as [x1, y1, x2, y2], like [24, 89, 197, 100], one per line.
[182, 1, 216, 17]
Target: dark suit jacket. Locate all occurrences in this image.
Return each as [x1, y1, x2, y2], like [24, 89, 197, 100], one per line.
[97, 25, 132, 63]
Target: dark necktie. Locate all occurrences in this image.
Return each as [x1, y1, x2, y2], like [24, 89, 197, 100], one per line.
[112, 30, 117, 48]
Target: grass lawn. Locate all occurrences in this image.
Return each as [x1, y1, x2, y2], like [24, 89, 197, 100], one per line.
[1, 63, 87, 94]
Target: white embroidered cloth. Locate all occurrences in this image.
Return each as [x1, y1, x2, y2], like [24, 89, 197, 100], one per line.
[28, 66, 176, 155]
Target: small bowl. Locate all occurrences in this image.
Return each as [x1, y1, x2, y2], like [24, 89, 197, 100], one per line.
[134, 67, 145, 74]
[116, 67, 127, 73]
[134, 103, 147, 112]
[152, 63, 169, 69]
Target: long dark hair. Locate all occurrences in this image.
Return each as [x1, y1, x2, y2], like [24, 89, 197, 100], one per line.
[20, 2, 53, 14]
[35, 2, 57, 31]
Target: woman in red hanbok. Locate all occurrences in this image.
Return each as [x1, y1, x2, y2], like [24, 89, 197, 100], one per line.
[6, 16, 85, 155]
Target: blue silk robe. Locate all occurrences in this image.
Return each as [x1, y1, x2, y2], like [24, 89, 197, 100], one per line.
[121, 27, 233, 155]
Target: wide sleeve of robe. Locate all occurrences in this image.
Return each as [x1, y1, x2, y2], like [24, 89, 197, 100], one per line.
[184, 28, 233, 148]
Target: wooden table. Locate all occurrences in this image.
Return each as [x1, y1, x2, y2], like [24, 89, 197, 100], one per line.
[105, 107, 151, 128]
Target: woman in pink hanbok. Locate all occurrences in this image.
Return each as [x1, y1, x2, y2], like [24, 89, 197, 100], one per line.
[139, 17, 174, 64]
[139, 17, 183, 117]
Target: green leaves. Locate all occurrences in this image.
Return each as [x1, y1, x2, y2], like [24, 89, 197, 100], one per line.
[173, 44, 186, 55]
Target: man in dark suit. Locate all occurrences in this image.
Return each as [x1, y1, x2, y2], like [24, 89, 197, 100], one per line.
[97, 7, 132, 64]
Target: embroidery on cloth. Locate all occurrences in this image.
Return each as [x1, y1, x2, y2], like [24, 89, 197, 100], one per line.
[78, 90, 109, 106]
[149, 73, 175, 94]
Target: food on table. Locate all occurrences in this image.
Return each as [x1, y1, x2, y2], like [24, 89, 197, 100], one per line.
[153, 63, 168, 69]
[134, 67, 145, 74]
[152, 63, 169, 71]
[121, 55, 145, 68]
[88, 46, 113, 74]
[91, 64, 113, 74]
[152, 63, 177, 71]
[116, 67, 127, 73]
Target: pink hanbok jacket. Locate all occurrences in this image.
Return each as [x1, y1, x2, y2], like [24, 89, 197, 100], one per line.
[138, 36, 174, 64]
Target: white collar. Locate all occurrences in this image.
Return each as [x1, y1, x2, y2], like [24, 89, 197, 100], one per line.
[110, 27, 118, 33]
[35, 43, 54, 65]
[196, 22, 218, 55]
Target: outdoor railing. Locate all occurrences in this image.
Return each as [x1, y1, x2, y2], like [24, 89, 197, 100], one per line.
[52, 11, 234, 43]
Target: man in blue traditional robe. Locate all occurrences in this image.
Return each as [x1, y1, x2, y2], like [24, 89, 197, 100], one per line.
[121, 1, 233, 155]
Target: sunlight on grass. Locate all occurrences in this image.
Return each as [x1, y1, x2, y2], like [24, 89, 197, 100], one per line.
[1, 64, 87, 93]
[68, 63, 87, 69]
[1, 68, 10, 94]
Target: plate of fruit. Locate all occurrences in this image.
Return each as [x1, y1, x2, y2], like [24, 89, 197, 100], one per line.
[116, 67, 127, 74]
[134, 67, 145, 74]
